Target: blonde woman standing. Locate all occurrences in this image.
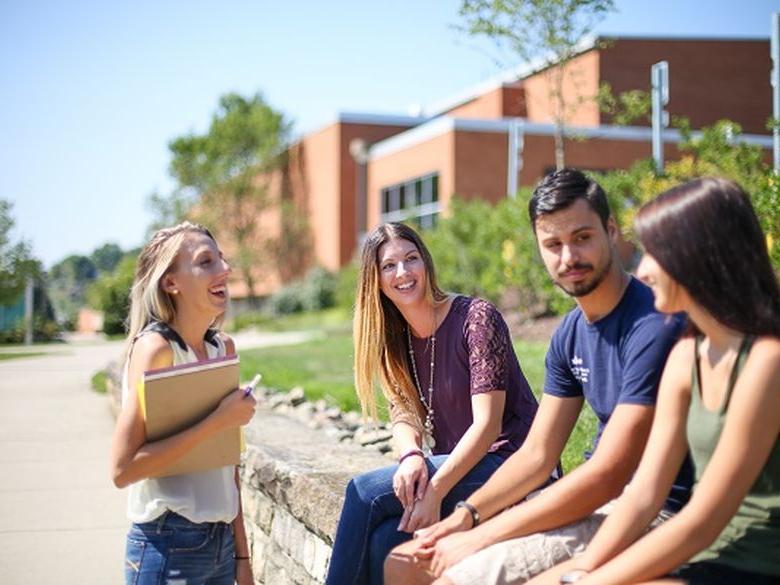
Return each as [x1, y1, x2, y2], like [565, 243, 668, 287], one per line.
[110, 222, 256, 585]
[325, 223, 542, 585]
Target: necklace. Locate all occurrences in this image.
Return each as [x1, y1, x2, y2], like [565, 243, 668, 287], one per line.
[406, 323, 435, 440]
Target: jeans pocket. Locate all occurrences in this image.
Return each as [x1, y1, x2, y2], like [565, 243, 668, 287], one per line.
[169, 525, 213, 552]
[125, 538, 146, 585]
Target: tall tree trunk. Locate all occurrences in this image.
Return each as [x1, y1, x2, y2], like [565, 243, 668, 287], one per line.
[554, 123, 565, 170]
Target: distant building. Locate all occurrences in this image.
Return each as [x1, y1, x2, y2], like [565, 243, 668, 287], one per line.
[229, 36, 773, 303]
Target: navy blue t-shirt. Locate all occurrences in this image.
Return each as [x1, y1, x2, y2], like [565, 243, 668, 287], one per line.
[544, 277, 692, 511]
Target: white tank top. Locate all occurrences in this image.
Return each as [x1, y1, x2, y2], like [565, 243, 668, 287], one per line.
[121, 332, 239, 524]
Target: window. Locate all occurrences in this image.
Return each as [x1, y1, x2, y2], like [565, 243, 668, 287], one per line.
[380, 172, 441, 228]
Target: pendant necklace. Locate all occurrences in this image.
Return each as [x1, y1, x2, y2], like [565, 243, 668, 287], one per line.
[406, 314, 436, 442]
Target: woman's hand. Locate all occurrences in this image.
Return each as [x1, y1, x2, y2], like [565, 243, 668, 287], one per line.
[392, 453, 428, 509]
[211, 388, 256, 431]
[235, 558, 254, 585]
[398, 482, 441, 533]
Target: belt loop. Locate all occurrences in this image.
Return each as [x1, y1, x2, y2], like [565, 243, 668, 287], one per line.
[156, 510, 169, 534]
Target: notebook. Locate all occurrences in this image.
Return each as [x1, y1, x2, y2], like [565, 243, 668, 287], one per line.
[142, 355, 241, 477]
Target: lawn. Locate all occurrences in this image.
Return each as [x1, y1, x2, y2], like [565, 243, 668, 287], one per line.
[0, 351, 46, 361]
[239, 330, 597, 473]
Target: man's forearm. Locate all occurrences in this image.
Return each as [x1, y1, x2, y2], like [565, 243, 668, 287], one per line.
[472, 459, 624, 547]
[466, 445, 556, 521]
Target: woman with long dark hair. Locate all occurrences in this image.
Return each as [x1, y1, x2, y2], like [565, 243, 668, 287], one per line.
[325, 222, 541, 585]
[527, 177, 780, 585]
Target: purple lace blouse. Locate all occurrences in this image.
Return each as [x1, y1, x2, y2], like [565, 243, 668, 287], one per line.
[405, 295, 537, 457]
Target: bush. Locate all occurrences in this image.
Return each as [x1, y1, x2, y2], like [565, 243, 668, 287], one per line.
[335, 259, 359, 311]
[266, 266, 337, 316]
[425, 195, 572, 317]
[596, 119, 779, 271]
[86, 254, 136, 335]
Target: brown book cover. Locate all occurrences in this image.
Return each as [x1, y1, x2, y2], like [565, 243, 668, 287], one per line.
[142, 355, 240, 478]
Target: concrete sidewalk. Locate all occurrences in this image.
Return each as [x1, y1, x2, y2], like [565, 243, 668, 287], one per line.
[0, 329, 321, 584]
[0, 340, 128, 585]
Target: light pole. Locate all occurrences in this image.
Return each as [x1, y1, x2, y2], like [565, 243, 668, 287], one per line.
[651, 60, 670, 173]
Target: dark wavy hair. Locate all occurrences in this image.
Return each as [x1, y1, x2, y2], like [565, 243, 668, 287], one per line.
[635, 177, 780, 337]
[529, 168, 611, 231]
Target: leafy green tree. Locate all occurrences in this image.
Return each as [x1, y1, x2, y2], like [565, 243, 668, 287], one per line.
[48, 254, 97, 327]
[0, 199, 39, 305]
[87, 254, 136, 335]
[458, 0, 615, 169]
[425, 196, 572, 317]
[596, 119, 779, 269]
[596, 82, 651, 126]
[90, 242, 123, 274]
[160, 92, 291, 298]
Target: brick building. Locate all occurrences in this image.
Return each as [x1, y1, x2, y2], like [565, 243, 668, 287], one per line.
[230, 36, 774, 301]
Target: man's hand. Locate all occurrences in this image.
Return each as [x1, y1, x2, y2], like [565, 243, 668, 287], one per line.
[412, 506, 472, 553]
[426, 528, 488, 577]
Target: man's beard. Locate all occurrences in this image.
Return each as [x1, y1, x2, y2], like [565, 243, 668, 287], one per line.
[554, 253, 613, 298]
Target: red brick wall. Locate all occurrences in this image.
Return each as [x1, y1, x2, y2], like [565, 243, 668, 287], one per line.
[599, 38, 771, 133]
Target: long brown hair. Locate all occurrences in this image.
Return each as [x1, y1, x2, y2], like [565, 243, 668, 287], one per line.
[635, 177, 780, 337]
[353, 223, 447, 424]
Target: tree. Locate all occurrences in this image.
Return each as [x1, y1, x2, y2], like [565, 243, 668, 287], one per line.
[596, 119, 780, 270]
[0, 199, 39, 306]
[459, 0, 615, 169]
[87, 254, 136, 335]
[48, 254, 97, 326]
[90, 242, 123, 274]
[161, 92, 291, 299]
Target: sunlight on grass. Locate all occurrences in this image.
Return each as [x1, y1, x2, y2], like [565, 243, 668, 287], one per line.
[239, 331, 597, 472]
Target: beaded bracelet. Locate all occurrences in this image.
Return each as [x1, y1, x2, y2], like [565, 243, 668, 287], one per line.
[398, 448, 425, 464]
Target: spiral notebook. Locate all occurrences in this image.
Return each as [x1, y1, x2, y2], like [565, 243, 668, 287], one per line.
[141, 355, 241, 478]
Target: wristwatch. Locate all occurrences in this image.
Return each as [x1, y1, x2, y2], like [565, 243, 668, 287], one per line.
[454, 500, 480, 528]
[559, 569, 589, 583]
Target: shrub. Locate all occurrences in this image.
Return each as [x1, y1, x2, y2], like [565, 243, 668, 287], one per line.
[86, 254, 136, 335]
[425, 195, 572, 317]
[266, 266, 337, 316]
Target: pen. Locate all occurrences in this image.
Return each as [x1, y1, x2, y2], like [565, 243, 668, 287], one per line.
[244, 374, 262, 397]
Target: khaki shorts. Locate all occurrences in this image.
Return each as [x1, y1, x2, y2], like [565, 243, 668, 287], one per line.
[444, 496, 672, 585]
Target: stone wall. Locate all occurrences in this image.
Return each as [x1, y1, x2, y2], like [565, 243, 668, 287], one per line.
[240, 409, 389, 584]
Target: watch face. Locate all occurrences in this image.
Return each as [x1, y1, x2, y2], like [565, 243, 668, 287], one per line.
[559, 570, 587, 583]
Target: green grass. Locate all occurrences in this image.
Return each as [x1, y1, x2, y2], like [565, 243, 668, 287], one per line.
[240, 331, 597, 473]
[0, 351, 46, 361]
[229, 306, 352, 334]
[240, 332, 359, 412]
[91, 370, 108, 394]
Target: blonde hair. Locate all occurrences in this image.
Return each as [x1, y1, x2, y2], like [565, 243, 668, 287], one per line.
[353, 223, 447, 425]
[124, 221, 218, 358]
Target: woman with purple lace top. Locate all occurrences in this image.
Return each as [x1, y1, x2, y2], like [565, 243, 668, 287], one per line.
[325, 222, 543, 585]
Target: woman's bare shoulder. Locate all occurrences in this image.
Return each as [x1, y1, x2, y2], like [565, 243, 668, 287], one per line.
[131, 332, 173, 371]
[217, 331, 236, 356]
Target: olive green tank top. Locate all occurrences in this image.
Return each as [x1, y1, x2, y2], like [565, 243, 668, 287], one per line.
[687, 336, 780, 576]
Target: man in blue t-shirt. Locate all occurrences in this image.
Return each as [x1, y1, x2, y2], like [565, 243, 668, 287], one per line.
[384, 169, 692, 585]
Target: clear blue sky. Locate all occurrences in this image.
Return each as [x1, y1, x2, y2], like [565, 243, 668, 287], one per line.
[2, 0, 777, 268]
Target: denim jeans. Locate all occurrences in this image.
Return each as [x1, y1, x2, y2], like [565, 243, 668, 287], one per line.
[125, 511, 235, 585]
[325, 452, 507, 585]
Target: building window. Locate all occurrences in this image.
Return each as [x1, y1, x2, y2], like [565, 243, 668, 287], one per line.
[380, 172, 440, 228]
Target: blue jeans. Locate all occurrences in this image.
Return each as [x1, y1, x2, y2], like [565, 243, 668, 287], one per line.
[125, 511, 235, 585]
[325, 452, 506, 585]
